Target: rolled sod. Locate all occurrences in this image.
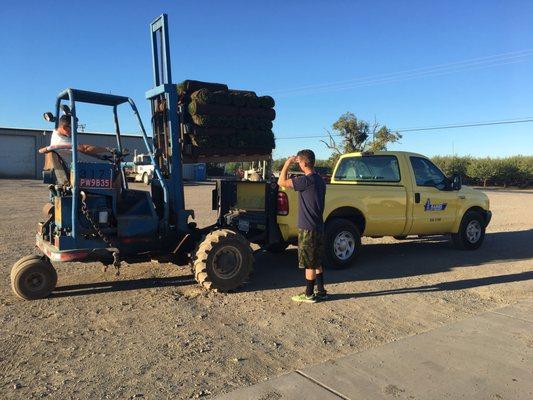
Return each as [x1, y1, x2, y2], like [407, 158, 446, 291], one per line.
[192, 128, 275, 150]
[177, 80, 228, 94]
[258, 95, 275, 109]
[238, 107, 276, 120]
[188, 101, 239, 117]
[193, 126, 236, 136]
[229, 91, 248, 107]
[243, 93, 259, 108]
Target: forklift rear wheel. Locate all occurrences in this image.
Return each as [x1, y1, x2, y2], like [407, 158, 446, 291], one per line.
[192, 229, 253, 292]
[11, 256, 57, 300]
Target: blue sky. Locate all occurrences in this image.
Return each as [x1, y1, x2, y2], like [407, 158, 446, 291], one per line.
[1, 0, 532, 159]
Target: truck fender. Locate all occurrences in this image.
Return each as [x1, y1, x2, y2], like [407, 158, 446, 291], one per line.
[325, 206, 366, 236]
[451, 205, 489, 233]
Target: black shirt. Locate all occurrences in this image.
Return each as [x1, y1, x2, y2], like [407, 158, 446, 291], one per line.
[291, 172, 326, 232]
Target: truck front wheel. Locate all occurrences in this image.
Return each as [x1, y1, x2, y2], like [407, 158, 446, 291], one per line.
[451, 211, 486, 250]
[324, 219, 361, 269]
[142, 172, 150, 185]
[191, 229, 253, 291]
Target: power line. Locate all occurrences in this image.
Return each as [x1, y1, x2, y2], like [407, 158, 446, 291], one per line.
[269, 49, 532, 97]
[279, 59, 524, 97]
[397, 117, 533, 133]
[275, 117, 533, 140]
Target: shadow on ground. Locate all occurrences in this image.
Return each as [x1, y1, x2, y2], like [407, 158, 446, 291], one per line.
[51, 230, 533, 298]
[52, 275, 195, 298]
[322, 271, 533, 301]
[244, 229, 533, 292]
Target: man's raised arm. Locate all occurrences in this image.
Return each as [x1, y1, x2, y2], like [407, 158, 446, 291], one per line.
[278, 156, 296, 188]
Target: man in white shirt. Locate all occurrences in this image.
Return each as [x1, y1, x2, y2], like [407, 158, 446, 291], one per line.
[43, 115, 108, 156]
[39, 115, 110, 185]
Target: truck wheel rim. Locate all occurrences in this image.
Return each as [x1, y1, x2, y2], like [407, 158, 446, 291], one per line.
[212, 246, 242, 279]
[466, 220, 482, 243]
[334, 231, 355, 260]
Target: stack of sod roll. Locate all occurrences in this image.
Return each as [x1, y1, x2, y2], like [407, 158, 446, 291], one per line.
[177, 80, 275, 156]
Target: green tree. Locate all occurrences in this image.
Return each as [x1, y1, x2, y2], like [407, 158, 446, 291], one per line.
[368, 125, 402, 151]
[494, 158, 520, 187]
[321, 112, 401, 156]
[432, 155, 472, 177]
[467, 158, 496, 187]
[224, 162, 243, 174]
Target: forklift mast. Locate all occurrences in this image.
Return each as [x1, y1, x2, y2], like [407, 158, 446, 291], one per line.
[145, 14, 192, 233]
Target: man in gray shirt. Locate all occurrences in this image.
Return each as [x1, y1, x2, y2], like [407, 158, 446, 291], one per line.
[278, 149, 327, 303]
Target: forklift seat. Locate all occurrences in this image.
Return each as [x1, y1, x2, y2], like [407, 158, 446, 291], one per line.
[43, 150, 70, 186]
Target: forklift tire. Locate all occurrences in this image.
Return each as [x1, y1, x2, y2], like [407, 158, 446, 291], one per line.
[12, 254, 44, 270]
[324, 218, 361, 269]
[11, 257, 57, 300]
[191, 229, 253, 292]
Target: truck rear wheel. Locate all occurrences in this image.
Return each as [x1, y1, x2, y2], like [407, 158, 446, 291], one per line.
[11, 256, 57, 300]
[451, 211, 486, 250]
[191, 229, 253, 291]
[325, 219, 361, 269]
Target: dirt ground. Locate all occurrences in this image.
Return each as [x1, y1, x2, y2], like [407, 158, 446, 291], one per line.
[0, 180, 531, 399]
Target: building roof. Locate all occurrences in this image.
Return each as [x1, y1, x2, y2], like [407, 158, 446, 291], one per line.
[0, 126, 146, 138]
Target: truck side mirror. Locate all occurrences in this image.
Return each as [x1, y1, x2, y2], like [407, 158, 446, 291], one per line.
[451, 174, 462, 190]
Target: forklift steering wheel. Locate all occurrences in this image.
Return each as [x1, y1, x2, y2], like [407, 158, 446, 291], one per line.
[96, 148, 129, 163]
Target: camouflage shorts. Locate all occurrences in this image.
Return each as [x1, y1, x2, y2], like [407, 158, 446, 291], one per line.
[298, 229, 325, 269]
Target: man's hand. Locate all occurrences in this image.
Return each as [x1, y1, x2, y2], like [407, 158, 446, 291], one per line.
[285, 156, 297, 165]
[278, 156, 297, 188]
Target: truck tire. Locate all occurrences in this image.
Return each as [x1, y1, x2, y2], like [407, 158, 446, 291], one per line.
[11, 257, 57, 300]
[451, 211, 486, 250]
[265, 242, 289, 253]
[325, 219, 361, 269]
[142, 172, 150, 185]
[191, 229, 253, 292]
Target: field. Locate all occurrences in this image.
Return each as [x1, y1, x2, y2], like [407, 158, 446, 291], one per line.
[0, 180, 531, 399]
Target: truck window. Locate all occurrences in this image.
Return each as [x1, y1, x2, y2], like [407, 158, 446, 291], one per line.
[334, 155, 400, 182]
[410, 157, 446, 187]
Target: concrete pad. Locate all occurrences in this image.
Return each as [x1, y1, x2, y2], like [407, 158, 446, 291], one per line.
[213, 371, 342, 400]
[303, 303, 533, 399]
[215, 302, 533, 400]
[490, 300, 533, 323]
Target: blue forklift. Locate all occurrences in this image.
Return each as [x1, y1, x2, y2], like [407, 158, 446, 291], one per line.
[11, 15, 262, 300]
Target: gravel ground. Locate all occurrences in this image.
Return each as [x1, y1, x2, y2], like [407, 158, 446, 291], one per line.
[0, 180, 531, 399]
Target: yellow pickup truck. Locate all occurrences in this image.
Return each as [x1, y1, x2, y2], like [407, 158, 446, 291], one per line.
[215, 151, 491, 273]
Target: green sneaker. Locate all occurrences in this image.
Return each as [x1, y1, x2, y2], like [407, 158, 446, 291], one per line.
[315, 290, 328, 301]
[291, 293, 317, 303]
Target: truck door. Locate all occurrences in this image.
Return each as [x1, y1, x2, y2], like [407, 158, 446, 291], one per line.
[407, 156, 459, 235]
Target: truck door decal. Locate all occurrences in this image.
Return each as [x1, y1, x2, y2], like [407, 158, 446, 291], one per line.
[424, 198, 447, 211]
